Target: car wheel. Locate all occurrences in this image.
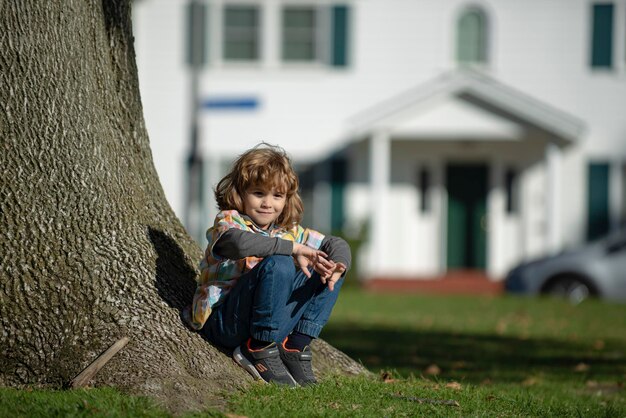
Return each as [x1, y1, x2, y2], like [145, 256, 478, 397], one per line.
[546, 276, 591, 304]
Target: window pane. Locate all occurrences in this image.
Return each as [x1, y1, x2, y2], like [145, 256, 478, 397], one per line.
[283, 41, 315, 60]
[284, 9, 315, 28]
[282, 8, 317, 61]
[223, 6, 259, 61]
[224, 41, 257, 60]
[225, 8, 257, 27]
[591, 4, 613, 68]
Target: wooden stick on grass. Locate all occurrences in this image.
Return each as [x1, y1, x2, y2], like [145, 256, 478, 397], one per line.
[69, 337, 130, 388]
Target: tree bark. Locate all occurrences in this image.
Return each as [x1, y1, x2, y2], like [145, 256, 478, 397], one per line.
[0, 1, 368, 412]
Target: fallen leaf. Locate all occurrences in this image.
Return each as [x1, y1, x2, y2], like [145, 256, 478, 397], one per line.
[522, 377, 538, 387]
[445, 381, 462, 390]
[380, 371, 398, 383]
[582, 381, 624, 395]
[225, 414, 248, 418]
[593, 340, 605, 350]
[495, 319, 507, 335]
[425, 364, 441, 375]
[574, 363, 590, 372]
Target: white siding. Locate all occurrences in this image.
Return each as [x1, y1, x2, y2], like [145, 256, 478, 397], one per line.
[134, 0, 626, 278]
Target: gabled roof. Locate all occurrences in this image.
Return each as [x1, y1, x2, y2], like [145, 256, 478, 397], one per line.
[348, 69, 586, 142]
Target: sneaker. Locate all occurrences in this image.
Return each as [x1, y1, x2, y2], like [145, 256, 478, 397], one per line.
[233, 340, 297, 387]
[279, 340, 317, 386]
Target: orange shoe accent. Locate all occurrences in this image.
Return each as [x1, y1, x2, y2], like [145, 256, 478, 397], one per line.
[247, 338, 273, 352]
[247, 338, 261, 352]
[255, 363, 268, 373]
[281, 336, 300, 352]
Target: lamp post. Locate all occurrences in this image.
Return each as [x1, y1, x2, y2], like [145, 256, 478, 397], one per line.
[185, 0, 207, 243]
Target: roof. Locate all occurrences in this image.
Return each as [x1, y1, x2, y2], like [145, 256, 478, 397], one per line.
[347, 69, 586, 143]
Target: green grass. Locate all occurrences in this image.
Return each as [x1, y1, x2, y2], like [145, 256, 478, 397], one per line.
[0, 387, 171, 418]
[322, 290, 626, 384]
[2, 289, 625, 417]
[225, 290, 626, 417]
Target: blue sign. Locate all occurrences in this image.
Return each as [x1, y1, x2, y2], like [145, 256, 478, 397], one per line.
[202, 97, 259, 111]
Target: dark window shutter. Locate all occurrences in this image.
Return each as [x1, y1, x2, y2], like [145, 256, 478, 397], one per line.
[587, 162, 610, 240]
[331, 5, 350, 67]
[591, 4, 613, 68]
[186, 1, 208, 68]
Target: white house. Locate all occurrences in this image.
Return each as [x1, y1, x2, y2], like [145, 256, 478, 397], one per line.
[133, 0, 626, 281]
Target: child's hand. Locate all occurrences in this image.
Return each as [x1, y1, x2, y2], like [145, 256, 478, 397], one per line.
[292, 242, 327, 278]
[320, 262, 346, 291]
[312, 256, 335, 279]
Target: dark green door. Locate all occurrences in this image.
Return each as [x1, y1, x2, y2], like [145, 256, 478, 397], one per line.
[446, 164, 488, 269]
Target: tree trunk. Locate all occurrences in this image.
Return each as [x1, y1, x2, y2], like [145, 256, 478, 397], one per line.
[0, 1, 368, 412]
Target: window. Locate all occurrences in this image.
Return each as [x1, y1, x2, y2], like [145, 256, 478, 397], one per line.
[280, 5, 350, 66]
[223, 6, 260, 61]
[206, 3, 350, 67]
[282, 7, 318, 62]
[418, 168, 431, 213]
[591, 3, 614, 68]
[456, 7, 488, 66]
[505, 168, 519, 214]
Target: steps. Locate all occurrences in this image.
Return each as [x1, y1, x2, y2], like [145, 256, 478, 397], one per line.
[362, 270, 503, 295]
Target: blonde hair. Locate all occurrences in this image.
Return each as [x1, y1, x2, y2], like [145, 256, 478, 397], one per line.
[214, 143, 304, 228]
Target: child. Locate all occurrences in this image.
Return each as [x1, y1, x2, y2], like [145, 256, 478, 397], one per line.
[184, 143, 351, 387]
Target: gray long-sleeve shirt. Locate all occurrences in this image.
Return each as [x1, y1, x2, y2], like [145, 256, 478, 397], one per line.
[213, 229, 351, 271]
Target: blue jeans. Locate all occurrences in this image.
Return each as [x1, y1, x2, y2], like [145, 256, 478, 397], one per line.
[205, 255, 344, 348]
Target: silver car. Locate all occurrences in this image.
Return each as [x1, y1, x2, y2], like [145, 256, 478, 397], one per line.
[504, 231, 626, 303]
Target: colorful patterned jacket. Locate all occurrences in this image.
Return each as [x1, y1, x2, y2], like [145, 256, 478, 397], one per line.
[189, 210, 326, 330]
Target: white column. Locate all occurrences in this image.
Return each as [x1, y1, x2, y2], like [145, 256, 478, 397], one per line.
[488, 160, 504, 277]
[546, 143, 562, 253]
[369, 131, 391, 277]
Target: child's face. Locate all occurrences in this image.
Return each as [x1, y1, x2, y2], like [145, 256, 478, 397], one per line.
[242, 185, 287, 229]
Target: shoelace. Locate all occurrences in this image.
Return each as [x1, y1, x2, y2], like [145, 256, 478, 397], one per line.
[264, 354, 289, 374]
